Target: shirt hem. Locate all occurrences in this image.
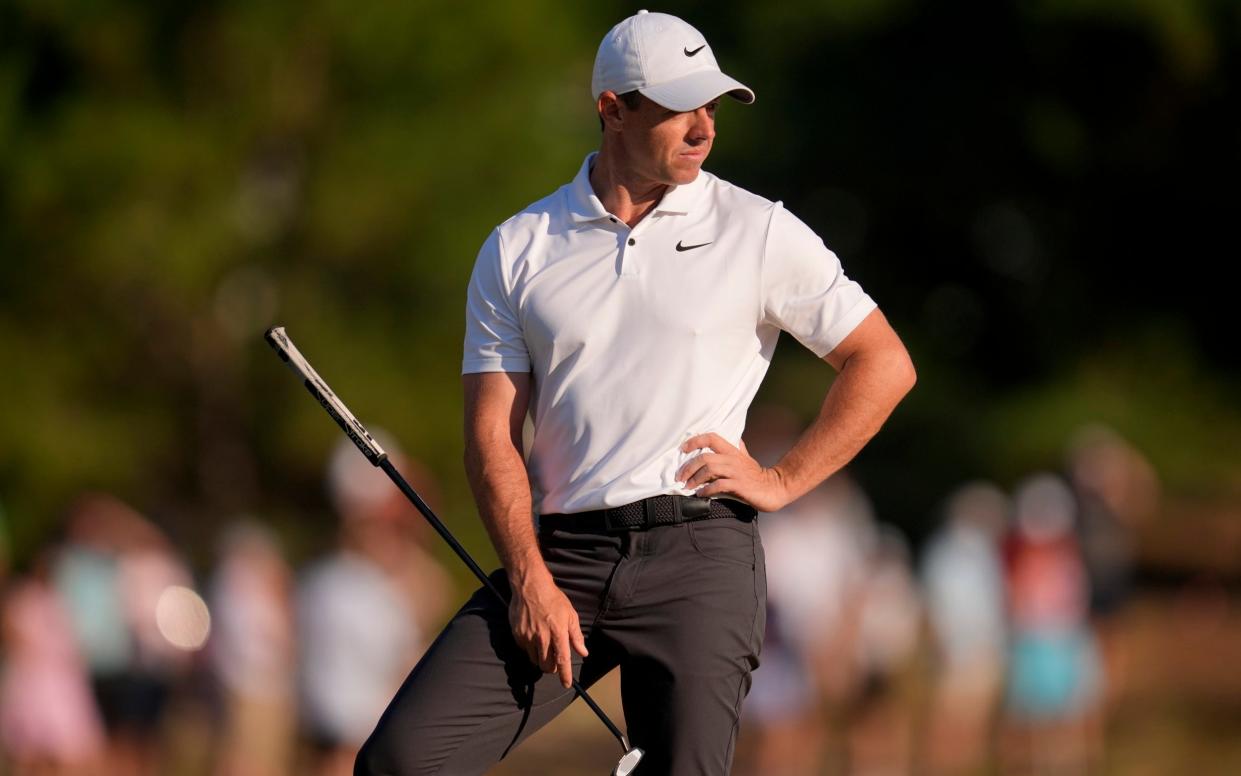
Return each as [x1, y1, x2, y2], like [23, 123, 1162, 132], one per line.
[809, 296, 878, 358]
[461, 357, 531, 375]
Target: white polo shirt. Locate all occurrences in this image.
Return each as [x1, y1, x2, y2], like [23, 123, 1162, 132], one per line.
[463, 153, 876, 515]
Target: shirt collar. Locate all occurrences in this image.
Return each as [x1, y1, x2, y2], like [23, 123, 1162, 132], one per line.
[566, 153, 611, 223]
[566, 152, 708, 223]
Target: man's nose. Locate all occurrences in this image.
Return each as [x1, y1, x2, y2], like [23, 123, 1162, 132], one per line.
[689, 107, 715, 142]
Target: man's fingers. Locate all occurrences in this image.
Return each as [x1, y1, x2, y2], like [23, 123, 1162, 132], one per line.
[687, 459, 736, 489]
[570, 624, 589, 658]
[555, 630, 573, 688]
[676, 453, 720, 484]
[682, 432, 732, 453]
[536, 635, 554, 672]
[696, 478, 741, 500]
[696, 481, 721, 497]
[681, 432, 736, 455]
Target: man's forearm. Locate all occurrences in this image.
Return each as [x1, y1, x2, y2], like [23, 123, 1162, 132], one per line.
[771, 344, 915, 504]
[464, 436, 549, 586]
[462, 371, 587, 687]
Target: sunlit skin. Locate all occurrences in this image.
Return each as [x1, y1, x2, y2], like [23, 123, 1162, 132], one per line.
[590, 91, 719, 227]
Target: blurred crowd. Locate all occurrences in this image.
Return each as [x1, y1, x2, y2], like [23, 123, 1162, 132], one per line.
[0, 419, 1165, 776]
[736, 414, 1160, 776]
[0, 433, 451, 776]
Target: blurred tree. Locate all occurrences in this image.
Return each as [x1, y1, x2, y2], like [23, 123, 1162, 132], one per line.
[1, 0, 1237, 566]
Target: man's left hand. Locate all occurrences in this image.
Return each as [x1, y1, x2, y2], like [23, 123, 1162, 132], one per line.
[677, 432, 790, 513]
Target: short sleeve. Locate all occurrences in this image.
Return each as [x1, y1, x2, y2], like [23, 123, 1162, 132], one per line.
[761, 204, 877, 357]
[462, 229, 531, 374]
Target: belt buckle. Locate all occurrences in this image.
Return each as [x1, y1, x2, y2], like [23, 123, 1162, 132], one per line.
[680, 496, 712, 520]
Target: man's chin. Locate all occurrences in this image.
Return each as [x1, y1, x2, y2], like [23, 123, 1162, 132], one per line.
[670, 162, 704, 185]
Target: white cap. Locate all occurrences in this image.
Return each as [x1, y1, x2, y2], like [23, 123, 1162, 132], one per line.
[592, 10, 754, 112]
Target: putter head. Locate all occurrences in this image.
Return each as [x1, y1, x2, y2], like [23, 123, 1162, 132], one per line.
[613, 747, 644, 776]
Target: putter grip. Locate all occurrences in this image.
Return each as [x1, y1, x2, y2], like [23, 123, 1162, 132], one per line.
[265, 326, 388, 466]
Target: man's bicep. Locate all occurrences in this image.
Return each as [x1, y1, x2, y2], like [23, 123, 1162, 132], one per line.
[822, 308, 908, 372]
[463, 371, 531, 450]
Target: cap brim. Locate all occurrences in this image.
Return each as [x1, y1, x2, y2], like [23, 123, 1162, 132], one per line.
[639, 70, 755, 112]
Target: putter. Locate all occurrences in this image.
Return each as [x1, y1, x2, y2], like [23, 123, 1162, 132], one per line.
[265, 326, 643, 775]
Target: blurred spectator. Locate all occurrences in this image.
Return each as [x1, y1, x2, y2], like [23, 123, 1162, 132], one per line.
[741, 431, 877, 776]
[53, 496, 133, 702]
[765, 472, 876, 702]
[296, 432, 452, 776]
[1001, 473, 1102, 774]
[848, 525, 922, 776]
[731, 409, 874, 773]
[0, 549, 105, 774]
[53, 493, 198, 776]
[208, 521, 296, 776]
[743, 477, 873, 775]
[113, 503, 198, 776]
[1066, 424, 1159, 714]
[324, 431, 454, 649]
[920, 481, 1009, 775]
[740, 603, 820, 776]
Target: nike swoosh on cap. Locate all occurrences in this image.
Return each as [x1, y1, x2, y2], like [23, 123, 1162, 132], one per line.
[684, 44, 706, 57]
[675, 240, 712, 252]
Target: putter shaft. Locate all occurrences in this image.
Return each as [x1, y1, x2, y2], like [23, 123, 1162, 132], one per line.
[265, 327, 634, 761]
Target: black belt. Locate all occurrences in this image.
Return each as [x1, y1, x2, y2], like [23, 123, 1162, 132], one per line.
[539, 494, 756, 533]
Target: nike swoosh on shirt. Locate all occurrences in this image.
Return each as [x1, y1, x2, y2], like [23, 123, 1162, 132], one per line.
[684, 45, 706, 57]
[675, 240, 713, 252]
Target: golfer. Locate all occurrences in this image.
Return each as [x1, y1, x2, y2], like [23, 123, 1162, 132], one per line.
[357, 10, 915, 775]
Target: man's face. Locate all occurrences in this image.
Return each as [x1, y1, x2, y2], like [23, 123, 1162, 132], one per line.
[617, 94, 718, 186]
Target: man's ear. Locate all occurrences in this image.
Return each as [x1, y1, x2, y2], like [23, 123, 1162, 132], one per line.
[598, 90, 625, 132]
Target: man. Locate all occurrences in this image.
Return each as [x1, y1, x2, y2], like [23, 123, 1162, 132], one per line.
[357, 10, 915, 775]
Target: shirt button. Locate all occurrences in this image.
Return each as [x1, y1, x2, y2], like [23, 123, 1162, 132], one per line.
[628, 238, 636, 246]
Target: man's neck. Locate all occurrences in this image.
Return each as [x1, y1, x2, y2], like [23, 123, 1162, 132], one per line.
[589, 148, 668, 228]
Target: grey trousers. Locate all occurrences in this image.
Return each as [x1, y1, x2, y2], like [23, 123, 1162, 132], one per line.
[355, 510, 767, 776]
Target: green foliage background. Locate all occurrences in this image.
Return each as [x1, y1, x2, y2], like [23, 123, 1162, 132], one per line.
[2, 0, 1238, 572]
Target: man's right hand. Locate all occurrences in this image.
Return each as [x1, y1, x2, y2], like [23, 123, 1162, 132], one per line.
[508, 569, 589, 689]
